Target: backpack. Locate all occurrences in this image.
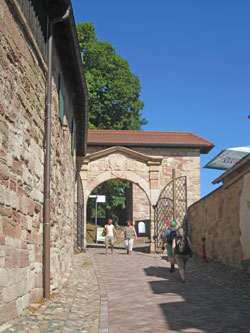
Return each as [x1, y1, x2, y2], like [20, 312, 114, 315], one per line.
[167, 230, 177, 244]
[175, 236, 191, 255]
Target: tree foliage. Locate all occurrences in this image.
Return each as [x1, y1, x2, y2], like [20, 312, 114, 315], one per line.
[87, 180, 131, 225]
[77, 23, 147, 224]
[76, 22, 147, 130]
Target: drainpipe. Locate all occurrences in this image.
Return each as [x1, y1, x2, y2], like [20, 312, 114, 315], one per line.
[44, 6, 71, 300]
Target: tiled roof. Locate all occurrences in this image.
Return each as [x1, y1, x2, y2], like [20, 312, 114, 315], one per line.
[88, 130, 214, 154]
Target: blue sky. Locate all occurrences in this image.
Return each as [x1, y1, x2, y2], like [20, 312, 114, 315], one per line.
[72, 0, 250, 197]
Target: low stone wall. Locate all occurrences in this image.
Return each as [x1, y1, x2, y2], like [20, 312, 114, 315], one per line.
[188, 179, 244, 269]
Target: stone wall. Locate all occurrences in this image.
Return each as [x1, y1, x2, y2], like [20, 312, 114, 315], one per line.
[132, 183, 150, 222]
[240, 173, 250, 270]
[188, 179, 244, 269]
[86, 145, 201, 207]
[0, 1, 76, 323]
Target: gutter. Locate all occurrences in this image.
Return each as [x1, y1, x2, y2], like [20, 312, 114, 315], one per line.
[43, 5, 71, 300]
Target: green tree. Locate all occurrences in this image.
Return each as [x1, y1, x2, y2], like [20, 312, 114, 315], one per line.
[76, 22, 147, 130]
[87, 180, 132, 225]
[77, 23, 147, 224]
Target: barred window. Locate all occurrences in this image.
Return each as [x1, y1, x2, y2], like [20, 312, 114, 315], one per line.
[58, 74, 64, 124]
[71, 119, 75, 156]
[17, 0, 48, 60]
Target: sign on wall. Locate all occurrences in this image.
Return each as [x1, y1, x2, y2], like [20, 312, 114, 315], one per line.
[204, 147, 250, 170]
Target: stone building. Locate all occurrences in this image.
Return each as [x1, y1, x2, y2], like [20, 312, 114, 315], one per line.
[0, 0, 88, 323]
[188, 154, 250, 273]
[81, 129, 213, 250]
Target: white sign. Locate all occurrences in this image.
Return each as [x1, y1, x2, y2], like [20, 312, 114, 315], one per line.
[96, 228, 105, 242]
[97, 195, 106, 203]
[138, 221, 146, 234]
[204, 147, 250, 170]
[89, 195, 106, 203]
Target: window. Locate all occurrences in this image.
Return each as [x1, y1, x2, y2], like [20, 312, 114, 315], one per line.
[58, 74, 64, 123]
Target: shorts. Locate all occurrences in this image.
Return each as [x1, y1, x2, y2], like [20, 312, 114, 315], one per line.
[105, 236, 114, 245]
[166, 243, 174, 258]
[175, 254, 189, 270]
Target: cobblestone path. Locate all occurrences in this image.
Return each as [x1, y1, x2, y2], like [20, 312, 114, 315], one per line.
[0, 253, 99, 333]
[1, 246, 250, 332]
[91, 249, 250, 333]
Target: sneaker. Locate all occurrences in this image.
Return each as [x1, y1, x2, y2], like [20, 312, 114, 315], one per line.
[170, 265, 175, 273]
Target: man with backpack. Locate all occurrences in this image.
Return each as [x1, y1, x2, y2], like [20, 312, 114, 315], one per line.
[172, 227, 192, 283]
[162, 221, 177, 272]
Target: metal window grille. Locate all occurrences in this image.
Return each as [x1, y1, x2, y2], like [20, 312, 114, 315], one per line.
[17, 0, 48, 60]
[58, 74, 64, 123]
[76, 172, 84, 250]
[71, 119, 75, 156]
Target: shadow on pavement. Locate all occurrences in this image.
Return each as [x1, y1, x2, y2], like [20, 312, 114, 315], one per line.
[87, 243, 150, 254]
[145, 266, 250, 332]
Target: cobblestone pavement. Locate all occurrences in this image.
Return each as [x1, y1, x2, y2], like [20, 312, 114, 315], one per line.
[153, 251, 250, 302]
[1, 243, 250, 332]
[0, 252, 99, 333]
[90, 245, 250, 333]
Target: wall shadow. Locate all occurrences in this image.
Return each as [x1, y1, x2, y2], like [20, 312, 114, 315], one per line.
[144, 266, 250, 332]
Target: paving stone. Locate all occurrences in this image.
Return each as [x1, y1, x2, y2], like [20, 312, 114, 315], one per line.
[0, 253, 99, 332]
[1, 243, 250, 332]
[90, 245, 250, 333]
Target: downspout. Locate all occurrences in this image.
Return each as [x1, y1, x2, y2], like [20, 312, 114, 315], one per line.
[44, 6, 71, 300]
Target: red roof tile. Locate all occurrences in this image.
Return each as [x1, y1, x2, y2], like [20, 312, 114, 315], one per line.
[88, 130, 214, 154]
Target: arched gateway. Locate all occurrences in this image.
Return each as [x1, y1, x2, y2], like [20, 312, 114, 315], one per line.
[77, 130, 214, 252]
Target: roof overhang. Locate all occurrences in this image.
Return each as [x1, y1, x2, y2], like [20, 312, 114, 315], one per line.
[87, 142, 214, 154]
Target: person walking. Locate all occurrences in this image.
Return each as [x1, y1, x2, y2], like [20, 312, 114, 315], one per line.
[162, 221, 177, 272]
[119, 220, 138, 255]
[172, 227, 192, 283]
[103, 219, 118, 254]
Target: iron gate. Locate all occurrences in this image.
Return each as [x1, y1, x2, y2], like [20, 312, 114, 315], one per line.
[153, 170, 187, 250]
[76, 172, 84, 251]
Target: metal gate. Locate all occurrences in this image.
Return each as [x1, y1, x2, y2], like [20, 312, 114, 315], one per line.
[153, 170, 188, 250]
[76, 172, 84, 251]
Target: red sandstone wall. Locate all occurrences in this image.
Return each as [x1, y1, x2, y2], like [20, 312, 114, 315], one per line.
[0, 1, 76, 323]
[132, 183, 150, 222]
[188, 180, 243, 268]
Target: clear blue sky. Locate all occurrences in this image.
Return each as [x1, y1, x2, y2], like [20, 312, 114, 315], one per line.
[72, 0, 250, 197]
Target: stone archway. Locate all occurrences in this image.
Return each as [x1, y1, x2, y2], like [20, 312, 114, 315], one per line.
[86, 171, 151, 202]
[78, 146, 163, 251]
[77, 144, 204, 252]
